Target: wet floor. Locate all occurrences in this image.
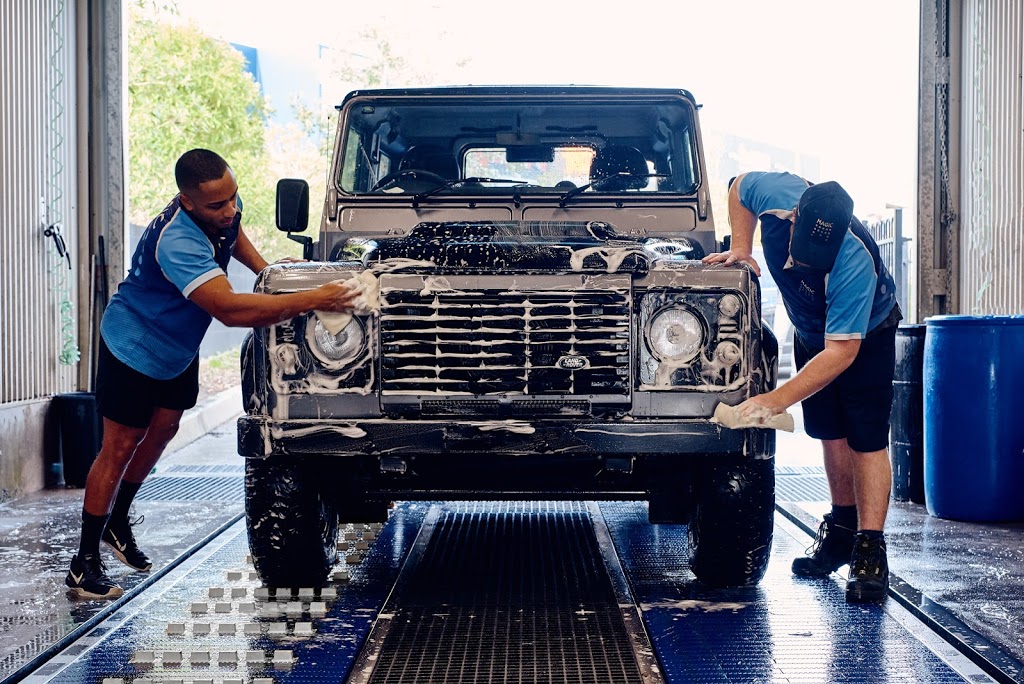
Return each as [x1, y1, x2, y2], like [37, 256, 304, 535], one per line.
[1, 411, 1023, 683]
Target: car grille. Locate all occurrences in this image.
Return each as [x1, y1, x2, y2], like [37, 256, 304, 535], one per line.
[379, 274, 631, 399]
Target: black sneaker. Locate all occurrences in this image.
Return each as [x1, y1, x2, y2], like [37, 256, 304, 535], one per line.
[846, 533, 889, 603]
[103, 515, 153, 572]
[66, 554, 124, 599]
[792, 513, 856, 577]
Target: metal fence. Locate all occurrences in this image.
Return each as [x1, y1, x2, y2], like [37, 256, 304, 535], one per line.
[864, 207, 912, 320]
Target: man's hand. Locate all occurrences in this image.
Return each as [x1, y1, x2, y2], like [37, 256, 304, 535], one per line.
[272, 257, 307, 265]
[734, 394, 786, 424]
[313, 280, 360, 313]
[702, 249, 762, 277]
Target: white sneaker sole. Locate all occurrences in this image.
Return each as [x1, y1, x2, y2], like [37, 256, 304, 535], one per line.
[67, 582, 124, 600]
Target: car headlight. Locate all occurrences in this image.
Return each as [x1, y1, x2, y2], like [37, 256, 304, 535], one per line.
[647, 307, 704, 362]
[310, 316, 365, 366]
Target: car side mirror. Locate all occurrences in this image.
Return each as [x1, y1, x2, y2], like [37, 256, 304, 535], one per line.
[276, 178, 309, 233]
[276, 179, 314, 260]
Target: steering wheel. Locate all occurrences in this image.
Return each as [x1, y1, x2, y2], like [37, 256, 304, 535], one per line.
[372, 169, 448, 192]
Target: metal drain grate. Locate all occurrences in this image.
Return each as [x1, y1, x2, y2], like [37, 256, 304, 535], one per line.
[364, 502, 644, 684]
[162, 464, 245, 474]
[135, 476, 243, 502]
[0, 621, 67, 680]
[776, 474, 831, 502]
[776, 465, 825, 476]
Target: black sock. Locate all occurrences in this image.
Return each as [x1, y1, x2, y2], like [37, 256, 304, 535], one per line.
[857, 529, 885, 542]
[110, 480, 144, 523]
[830, 504, 858, 530]
[79, 510, 110, 558]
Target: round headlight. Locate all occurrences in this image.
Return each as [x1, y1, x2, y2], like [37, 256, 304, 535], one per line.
[715, 341, 741, 366]
[310, 317, 366, 365]
[718, 294, 741, 316]
[648, 307, 704, 361]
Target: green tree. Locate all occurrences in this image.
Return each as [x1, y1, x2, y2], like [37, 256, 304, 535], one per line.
[127, 3, 277, 251]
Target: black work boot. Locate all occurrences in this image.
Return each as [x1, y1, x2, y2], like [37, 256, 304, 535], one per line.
[846, 532, 889, 603]
[792, 513, 856, 577]
[102, 515, 153, 572]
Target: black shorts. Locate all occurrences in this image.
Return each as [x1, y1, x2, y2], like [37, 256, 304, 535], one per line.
[95, 337, 199, 429]
[794, 321, 898, 453]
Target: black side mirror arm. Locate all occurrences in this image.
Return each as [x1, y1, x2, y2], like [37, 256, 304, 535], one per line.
[287, 233, 314, 261]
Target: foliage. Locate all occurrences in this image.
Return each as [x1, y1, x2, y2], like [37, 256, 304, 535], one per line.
[127, 8, 471, 261]
[126, 3, 274, 241]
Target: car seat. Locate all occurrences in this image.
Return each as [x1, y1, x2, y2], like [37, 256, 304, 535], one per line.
[399, 144, 459, 179]
[588, 144, 648, 190]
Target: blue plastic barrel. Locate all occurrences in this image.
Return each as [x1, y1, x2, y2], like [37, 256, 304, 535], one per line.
[923, 315, 1024, 521]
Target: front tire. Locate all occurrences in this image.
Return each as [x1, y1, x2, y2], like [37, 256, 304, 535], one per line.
[688, 457, 775, 586]
[245, 456, 339, 588]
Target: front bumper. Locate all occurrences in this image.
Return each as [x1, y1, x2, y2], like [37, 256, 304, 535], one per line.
[237, 416, 774, 459]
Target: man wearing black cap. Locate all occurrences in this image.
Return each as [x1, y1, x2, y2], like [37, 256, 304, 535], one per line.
[703, 171, 901, 604]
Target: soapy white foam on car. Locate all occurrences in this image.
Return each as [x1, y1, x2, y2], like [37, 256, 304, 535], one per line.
[315, 270, 381, 335]
[711, 402, 794, 431]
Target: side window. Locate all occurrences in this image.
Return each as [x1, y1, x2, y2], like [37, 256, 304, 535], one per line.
[676, 127, 698, 193]
[339, 126, 364, 192]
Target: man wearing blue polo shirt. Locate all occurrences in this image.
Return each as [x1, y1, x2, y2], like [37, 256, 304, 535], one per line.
[66, 149, 356, 599]
[703, 171, 901, 604]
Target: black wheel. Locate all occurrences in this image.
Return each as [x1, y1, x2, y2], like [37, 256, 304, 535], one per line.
[371, 169, 447, 192]
[245, 456, 339, 588]
[688, 457, 775, 586]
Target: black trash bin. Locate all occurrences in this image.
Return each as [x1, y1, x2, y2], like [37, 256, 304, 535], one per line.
[890, 324, 926, 504]
[55, 392, 103, 488]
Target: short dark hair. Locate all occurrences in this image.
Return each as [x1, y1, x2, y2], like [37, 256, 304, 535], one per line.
[727, 175, 738, 191]
[174, 149, 229, 194]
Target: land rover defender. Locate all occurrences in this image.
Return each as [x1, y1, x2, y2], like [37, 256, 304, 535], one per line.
[238, 86, 779, 588]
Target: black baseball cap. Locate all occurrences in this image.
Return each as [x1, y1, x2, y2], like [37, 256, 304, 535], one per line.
[790, 181, 853, 271]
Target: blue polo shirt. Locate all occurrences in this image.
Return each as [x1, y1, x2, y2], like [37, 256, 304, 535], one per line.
[737, 171, 897, 346]
[100, 195, 241, 379]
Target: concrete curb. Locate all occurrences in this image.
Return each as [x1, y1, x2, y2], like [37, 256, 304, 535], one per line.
[166, 386, 242, 454]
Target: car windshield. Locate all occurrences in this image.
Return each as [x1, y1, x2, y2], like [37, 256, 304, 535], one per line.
[337, 94, 701, 197]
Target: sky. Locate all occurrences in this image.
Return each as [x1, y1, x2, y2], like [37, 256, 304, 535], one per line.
[171, 0, 920, 218]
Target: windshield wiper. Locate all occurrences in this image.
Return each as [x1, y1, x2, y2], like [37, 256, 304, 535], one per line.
[411, 176, 528, 207]
[558, 172, 668, 207]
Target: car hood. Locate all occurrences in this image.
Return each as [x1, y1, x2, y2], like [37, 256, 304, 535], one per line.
[331, 220, 704, 274]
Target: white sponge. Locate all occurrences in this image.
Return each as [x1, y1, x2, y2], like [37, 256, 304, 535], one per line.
[712, 402, 795, 431]
[315, 271, 380, 335]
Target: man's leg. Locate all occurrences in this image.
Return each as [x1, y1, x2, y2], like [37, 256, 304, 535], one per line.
[851, 446, 891, 530]
[846, 446, 892, 603]
[103, 407, 185, 572]
[792, 438, 859, 577]
[121, 407, 185, 482]
[822, 438, 856, 506]
[82, 418, 148, 535]
[67, 417, 146, 599]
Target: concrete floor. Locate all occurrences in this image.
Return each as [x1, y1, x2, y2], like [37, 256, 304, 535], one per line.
[1, 387, 1023, 683]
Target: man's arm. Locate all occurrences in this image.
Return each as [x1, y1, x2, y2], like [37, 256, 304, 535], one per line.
[738, 337, 861, 419]
[188, 274, 356, 328]
[701, 173, 762, 276]
[232, 225, 269, 274]
[737, 335, 864, 423]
